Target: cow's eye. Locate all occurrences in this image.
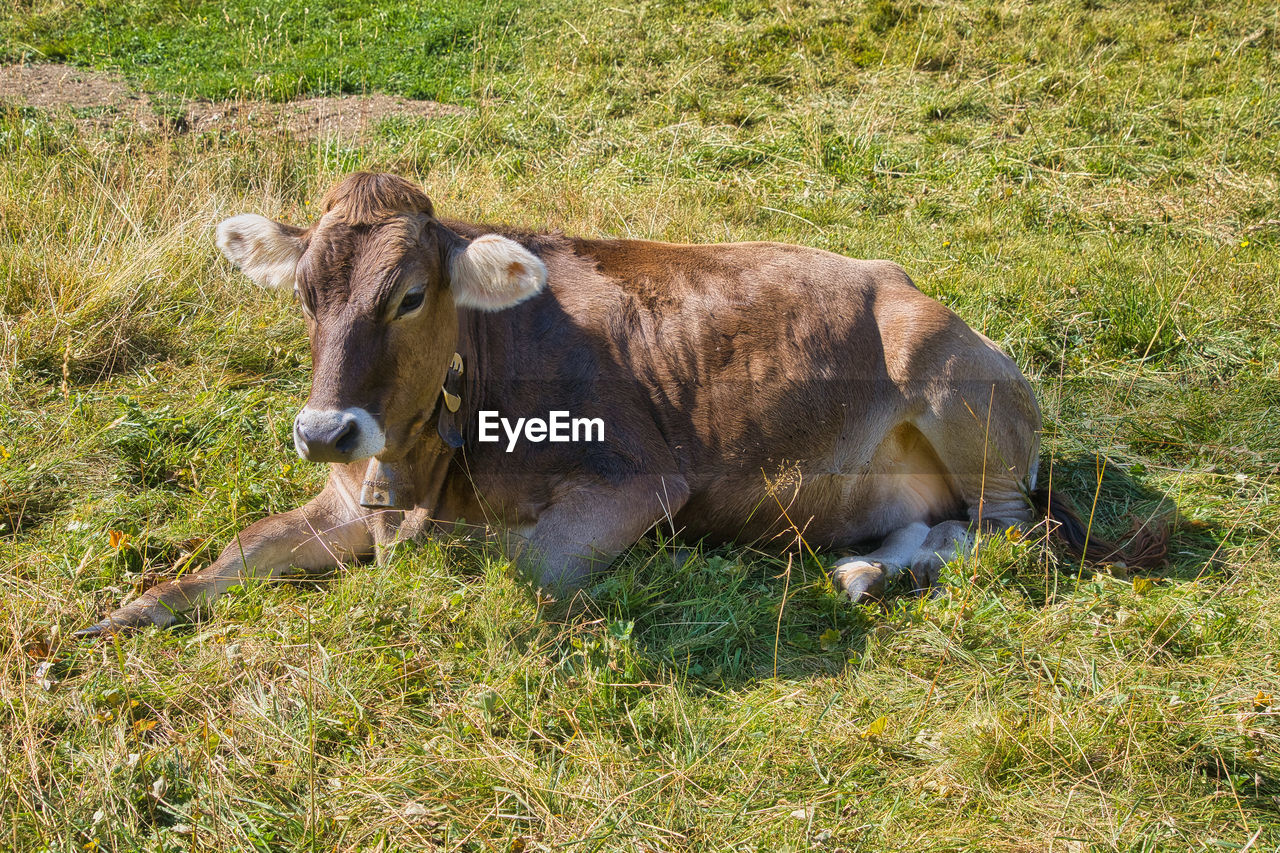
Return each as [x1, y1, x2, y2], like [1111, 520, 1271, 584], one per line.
[397, 288, 425, 317]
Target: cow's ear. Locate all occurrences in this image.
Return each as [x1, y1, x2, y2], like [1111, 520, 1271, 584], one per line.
[447, 234, 547, 311]
[216, 214, 306, 291]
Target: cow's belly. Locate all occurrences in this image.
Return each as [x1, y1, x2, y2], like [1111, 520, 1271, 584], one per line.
[673, 422, 963, 549]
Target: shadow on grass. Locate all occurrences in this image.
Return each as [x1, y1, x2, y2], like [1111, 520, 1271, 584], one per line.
[1040, 451, 1220, 583]
[523, 539, 876, 688]
[531, 450, 1219, 690]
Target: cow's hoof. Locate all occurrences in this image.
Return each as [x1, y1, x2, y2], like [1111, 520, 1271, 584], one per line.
[833, 559, 886, 603]
[73, 619, 120, 639]
[74, 597, 166, 639]
[908, 555, 945, 596]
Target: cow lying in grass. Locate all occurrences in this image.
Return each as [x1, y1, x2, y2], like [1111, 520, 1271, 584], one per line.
[79, 172, 1164, 636]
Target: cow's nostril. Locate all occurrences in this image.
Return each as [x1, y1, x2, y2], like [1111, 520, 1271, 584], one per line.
[294, 407, 384, 462]
[333, 420, 360, 455]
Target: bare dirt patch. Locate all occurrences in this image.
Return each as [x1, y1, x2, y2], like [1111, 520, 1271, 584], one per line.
[184, 93, 465, 137]
[0, 63, 463, 138]
[0, 63, 156, 129]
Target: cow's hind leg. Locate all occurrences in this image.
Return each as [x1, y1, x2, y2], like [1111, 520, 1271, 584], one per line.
[832, 521, 931, 602]
[903, 357, 1042, 593]
[906, 498, 1037, 593]
[832, 493, 1037, 601]
[837, 510, 1031, 602]
[906, 520, 974, 593]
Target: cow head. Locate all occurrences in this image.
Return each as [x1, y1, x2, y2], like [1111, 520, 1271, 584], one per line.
[216, 172, 546, 464]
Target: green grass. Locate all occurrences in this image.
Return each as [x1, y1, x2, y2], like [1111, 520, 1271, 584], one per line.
[3, 0, 520, 102]
[2, 0, 1280, 850]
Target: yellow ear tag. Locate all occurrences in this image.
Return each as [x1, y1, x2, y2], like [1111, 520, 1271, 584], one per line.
[442, 352, 464, 412]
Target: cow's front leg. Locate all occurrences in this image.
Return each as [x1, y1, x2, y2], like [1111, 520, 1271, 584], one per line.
[77, 486, 374, 636]
[512, 475, 690, 592]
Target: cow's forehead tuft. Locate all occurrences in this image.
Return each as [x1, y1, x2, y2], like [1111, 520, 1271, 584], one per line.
[320, 171, 434, 226]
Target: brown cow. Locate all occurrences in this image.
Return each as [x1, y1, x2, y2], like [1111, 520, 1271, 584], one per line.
[79, 172, 1163, 636]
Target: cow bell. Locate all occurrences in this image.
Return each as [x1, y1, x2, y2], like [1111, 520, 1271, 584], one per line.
[359, 457, 412, 509]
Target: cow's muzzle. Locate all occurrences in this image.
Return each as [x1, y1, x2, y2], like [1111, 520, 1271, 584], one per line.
[293, 407, 386, 463]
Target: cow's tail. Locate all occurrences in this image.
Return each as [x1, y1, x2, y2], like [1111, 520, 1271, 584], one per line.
[1032, 485, 1170, 570]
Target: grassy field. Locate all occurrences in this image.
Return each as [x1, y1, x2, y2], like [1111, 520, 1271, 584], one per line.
[2, 0, 1279, 849]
